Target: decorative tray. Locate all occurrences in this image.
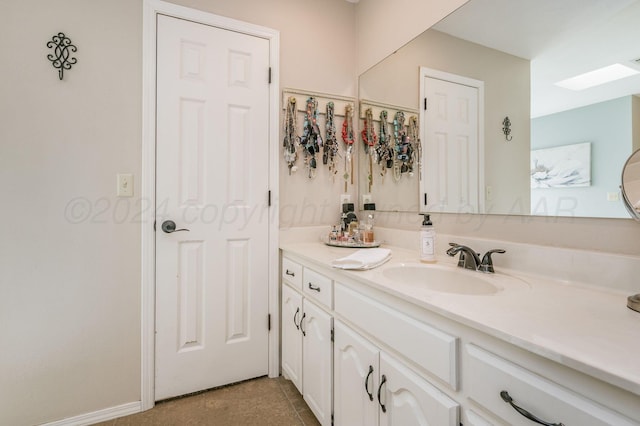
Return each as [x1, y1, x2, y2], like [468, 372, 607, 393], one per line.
[321, 236, 382, 248]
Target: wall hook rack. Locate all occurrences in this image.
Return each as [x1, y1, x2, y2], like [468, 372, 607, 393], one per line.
[46, 32, 77, 80]
[502, 116, 513, 141]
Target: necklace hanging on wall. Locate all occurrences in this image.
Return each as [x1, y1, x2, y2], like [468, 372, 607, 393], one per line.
[361, 108, 378, 192]
[283, 97, 299, 175]
[376, 110, 393, 180]
[300, 97, 323, 179]
[392, 111, 409, 181]
[408, 115, 421, 180]
[324, 102, 339, 181]
[341, 104, 355, 191]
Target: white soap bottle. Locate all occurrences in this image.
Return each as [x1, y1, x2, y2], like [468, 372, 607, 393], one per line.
[419, 214, 436, 263]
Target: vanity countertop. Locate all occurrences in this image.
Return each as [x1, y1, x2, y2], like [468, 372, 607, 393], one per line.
[280, 241, 640, 397]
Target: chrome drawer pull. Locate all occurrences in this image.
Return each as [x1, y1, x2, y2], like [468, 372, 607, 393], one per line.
[500, 391, 564, 426]
[308, 283, 321, 292]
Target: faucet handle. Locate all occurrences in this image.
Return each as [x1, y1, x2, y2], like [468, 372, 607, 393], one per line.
[479, 249, 506, 273]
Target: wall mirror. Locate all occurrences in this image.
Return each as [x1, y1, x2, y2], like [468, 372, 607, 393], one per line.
[358, 0, 640, 218]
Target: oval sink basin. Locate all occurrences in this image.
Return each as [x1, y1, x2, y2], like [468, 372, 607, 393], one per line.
[381, 263, 528, 295]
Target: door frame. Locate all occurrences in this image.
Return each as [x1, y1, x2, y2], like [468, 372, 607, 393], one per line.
[141, 0, 280, 410]
[419, 66, 485, 214]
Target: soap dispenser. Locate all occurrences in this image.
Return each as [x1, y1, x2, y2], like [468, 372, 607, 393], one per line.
[419, 213, 436, 263]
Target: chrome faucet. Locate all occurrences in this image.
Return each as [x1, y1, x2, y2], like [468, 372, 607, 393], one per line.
[447, 243, 505, 273]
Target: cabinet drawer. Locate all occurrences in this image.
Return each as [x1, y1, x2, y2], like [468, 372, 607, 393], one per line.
[282, 257, 302, 290]
[302, 268, 333, 308]
[465, 344, 639, 426]
[335, 282, 458, 390]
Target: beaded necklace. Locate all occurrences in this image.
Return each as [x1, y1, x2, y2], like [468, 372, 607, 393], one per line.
[408, 115, 420, 178]
[283, 97, 299, 175]
[393, 111, 413, 177]
[376, 110, 393, 177]
[341, 104, 355, 190]
[324, 102, 339, 180]
[361, 108, 378, 191]
[300, 97, 323, 178]
[361, 108, 378, 152]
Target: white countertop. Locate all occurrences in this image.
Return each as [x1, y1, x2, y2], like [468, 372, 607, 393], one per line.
[281, 241, 640, 397]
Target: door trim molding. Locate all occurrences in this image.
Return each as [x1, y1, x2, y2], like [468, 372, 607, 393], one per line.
[142, 0, 280, 410]
[419, 66, 485, 214]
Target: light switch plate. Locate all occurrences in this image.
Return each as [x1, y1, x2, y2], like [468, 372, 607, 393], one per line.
[117, 174, 134, 197]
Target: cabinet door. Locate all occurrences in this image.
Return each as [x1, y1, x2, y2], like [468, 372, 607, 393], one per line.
[334, 321, 380, 426]
[281, 284, 303, 393]
[302, 299, 333, 426]
[379, 352, 459, 426]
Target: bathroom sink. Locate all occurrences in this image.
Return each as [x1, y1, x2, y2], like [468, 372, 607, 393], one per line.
[381, 263, 528, 295]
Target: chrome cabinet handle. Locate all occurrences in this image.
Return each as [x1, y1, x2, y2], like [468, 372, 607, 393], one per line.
[500, 391, 564, 426]
[300, 312, 306, 336]
[161, 220, 190, 233]
[293, 307, 300, 330]
[377, 374, 387, 413]
[364, 365, 374, 401]
[308, 283, 321, 292]
[285, 270, 295, 277]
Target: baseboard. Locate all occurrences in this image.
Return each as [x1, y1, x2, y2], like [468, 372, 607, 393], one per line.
[41, 401, 142, 426]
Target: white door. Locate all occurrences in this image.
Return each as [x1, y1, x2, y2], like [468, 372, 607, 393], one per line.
[334, 321, 380, 426]
[155, 15, 271, 400]
[281, 284, 303, 393]
[302, 299, 333, 426]
[421, 74, 481, 214]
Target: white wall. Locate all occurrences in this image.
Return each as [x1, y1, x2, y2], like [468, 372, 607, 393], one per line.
[0, 1, 142, 424]
[355, 0, 468, 74]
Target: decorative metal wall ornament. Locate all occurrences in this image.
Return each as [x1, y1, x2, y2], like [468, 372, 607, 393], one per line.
[46, 32, 77, 80]
[502, 116, 513, 141]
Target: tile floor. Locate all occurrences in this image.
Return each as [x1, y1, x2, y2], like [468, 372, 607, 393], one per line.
[94, 376, 320, 426]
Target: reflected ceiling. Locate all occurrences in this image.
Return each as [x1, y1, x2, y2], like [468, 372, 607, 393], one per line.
[432, 0, 640, 117]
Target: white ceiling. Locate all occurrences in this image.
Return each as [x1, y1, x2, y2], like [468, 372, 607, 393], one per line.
[432, 0, 640, 117]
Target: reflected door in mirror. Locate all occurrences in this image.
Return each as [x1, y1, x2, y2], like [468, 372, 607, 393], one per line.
[420, 71, 482, 214]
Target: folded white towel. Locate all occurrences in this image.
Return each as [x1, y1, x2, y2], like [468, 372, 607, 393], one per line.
[331, 248, 392, 270]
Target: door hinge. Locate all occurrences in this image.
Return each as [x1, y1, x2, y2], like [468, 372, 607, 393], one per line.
[268, 67, 272, 84]
[424, 97, 427, 110]
[268, 190, 272, 207]
[330, 324, 334, 342]
[331, 413, 334, 425]
[424, 193, 428, 206]
[268, 313, 271, 331]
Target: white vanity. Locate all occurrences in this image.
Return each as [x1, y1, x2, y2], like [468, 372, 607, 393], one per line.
[280, 237, 640, 426]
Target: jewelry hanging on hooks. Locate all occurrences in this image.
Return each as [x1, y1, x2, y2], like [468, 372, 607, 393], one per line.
[361, 108, 378, 192]
[376, 110, 394, 180]
[392, 111, 410, 181]
[324, 102, 339, 181]
[408, 115, 420, 179]
[300, 97, 323, 179]
[283, 97, 299, 175]
[342, 104, 355, 192]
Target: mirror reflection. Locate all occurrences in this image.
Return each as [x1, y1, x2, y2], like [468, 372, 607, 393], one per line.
[358, 0, 640, 218]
